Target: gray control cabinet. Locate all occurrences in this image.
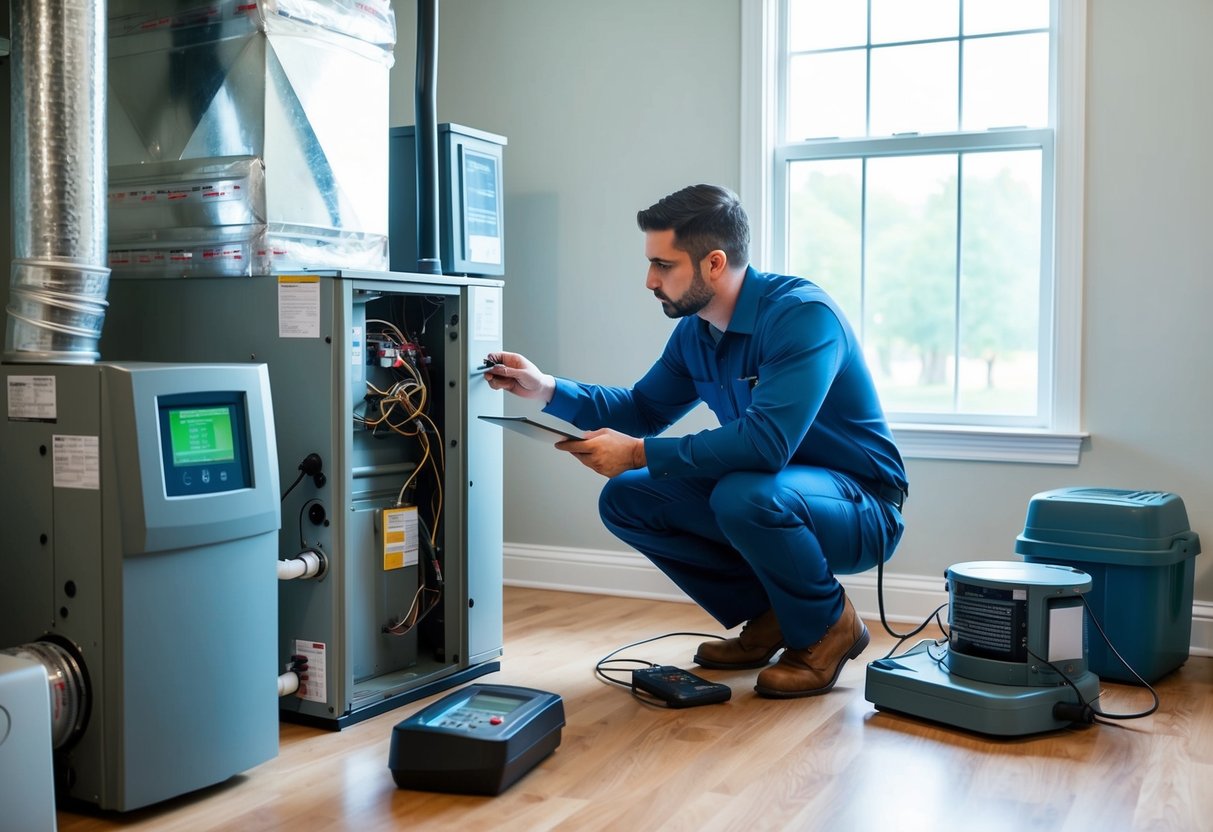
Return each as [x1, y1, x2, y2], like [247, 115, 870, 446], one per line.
[100, 271, 505, 727]
[0, 362, 281, 810]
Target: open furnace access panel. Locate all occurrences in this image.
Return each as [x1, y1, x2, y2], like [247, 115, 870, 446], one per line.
[101, 271, 505, 727]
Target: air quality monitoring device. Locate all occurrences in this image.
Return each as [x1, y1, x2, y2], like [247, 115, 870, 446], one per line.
[389, 684, 564, 795]
[865, 561, 1101, 736]
[389, 123, 507, 276]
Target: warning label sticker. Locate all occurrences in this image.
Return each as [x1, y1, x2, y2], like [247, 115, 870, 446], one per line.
[382, 506, 419, 571]
[293, 640, 327, 704]
[53, 435, 100, 490]
[7, 375, 57, 422]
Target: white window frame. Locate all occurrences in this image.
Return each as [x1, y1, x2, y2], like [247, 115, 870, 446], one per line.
[740, 0, 1087, 464]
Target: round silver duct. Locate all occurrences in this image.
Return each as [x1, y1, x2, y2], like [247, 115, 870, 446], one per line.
[4, 0, 109, 364]
[1, 640, 90, 750]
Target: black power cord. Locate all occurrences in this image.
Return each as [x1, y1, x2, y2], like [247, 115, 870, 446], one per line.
[595, 632, 725, 708]
[873, 551, 947, 642]
[1036, 595, 1160, 725]
[879, 602, 949, 661]
[281, 453, 325, 502]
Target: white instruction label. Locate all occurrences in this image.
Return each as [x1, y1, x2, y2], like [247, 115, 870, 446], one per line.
[383, 506, 419, 571]
[53, 435, 100, 490]
[294, 640, 328, 703]
[468, 234, 502, 266]
[1048, 604, 1085, 662]
[278, 275, 321, 338]
[7, 375, 57, 421]
[472, 286, 502, 341]
[351, 325, 363, 366]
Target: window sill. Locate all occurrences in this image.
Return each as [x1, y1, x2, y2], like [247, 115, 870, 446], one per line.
[892, 424, 1087, 465]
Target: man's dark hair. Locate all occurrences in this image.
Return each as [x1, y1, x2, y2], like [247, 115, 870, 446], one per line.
[636, 184, 750, 268]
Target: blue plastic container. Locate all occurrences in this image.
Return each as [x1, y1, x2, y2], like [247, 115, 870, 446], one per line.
[1015, 488, 1201, 684]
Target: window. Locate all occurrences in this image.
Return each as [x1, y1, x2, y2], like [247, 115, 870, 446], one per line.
[741, 0, 1087, 463]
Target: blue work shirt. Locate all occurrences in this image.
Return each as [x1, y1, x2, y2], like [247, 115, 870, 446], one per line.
[543, 267, 907, 496]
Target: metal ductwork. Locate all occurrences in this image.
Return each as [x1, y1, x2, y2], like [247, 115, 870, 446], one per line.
[5, 0, 109, 364]
[1, 640, 89, 750]
[104, 0, 396, 277]
[414, 0, 442, 275]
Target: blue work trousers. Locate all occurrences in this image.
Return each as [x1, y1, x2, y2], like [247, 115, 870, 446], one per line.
[598, 466, 904, 648]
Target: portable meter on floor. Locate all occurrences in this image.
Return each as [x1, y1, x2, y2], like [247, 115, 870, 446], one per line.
[388, 684, 565, 795]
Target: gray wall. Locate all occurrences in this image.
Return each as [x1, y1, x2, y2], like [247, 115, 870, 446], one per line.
[391, 0, 732, 552]
[388, 0, 1213, 606]
[4, 1, 1204, 605]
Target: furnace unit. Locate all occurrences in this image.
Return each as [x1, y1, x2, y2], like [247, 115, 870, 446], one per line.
[0, 363, 281, 809]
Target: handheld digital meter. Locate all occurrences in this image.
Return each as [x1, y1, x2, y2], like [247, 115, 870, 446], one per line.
[388, 684, 565, 795]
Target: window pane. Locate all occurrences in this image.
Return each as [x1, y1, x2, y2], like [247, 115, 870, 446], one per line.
[962, 33, 1049, 130]
[964, 0, 1049, 35]
[788, 0, 867, 51]
[787, 50, 867, 140]
[774, 0, 1059, 427]
[871, 0, 958, 44]
[787, 159, 863, 325]
[870, 42, 958, 136]
[865, 155, 958, 413]
[958, 151, 1041, 414]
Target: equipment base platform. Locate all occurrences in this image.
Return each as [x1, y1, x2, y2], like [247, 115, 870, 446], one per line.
[865, 642, 1100, 736]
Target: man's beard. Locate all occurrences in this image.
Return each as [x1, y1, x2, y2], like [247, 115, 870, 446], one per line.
[656, 263, 712, 319]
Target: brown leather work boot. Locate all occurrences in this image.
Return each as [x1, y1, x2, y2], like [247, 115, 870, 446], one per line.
[693, 608, 785, 669]
[754, 594, 869, 698]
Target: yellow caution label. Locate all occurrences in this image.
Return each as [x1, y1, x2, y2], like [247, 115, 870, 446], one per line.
[382, 506, 419, 571]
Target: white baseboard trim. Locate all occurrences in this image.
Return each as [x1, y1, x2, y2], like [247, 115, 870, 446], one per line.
[504, 542, 1213, 656]
[1191, 602, 1213, 658]
[503, 542, 690, 603]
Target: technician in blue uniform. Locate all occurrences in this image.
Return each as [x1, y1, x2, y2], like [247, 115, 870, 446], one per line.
[485, 184, 907, 698]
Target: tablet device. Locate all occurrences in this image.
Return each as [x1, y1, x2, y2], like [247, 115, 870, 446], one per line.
[478, 415, 581, 442]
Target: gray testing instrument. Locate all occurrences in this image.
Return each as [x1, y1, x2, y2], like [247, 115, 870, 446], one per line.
[388, 684, 565, 795]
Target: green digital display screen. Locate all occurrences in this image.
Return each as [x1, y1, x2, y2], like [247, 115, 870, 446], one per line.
[465, 692, 526, 715]
[167, 406, 236, 466]
[159, 392, 251, 497]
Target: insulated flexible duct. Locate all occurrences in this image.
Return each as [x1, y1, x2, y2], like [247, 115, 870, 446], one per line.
[5, 0, 109, 363]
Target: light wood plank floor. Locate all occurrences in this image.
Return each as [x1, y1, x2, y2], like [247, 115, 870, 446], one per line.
[58, 586, 1213, 831]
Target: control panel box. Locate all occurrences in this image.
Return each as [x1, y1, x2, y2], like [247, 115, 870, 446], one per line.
[101, 271, 505, 728]
[390, 123, 507, 276]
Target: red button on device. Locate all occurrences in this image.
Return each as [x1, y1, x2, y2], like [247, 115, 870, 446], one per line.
[489, 716, 503, 725]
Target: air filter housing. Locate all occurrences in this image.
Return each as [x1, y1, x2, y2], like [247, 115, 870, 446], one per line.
[945, 561, 1091, 687]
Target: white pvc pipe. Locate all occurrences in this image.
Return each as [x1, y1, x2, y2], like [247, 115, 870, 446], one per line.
[277, 549, 325, 581]
[277, 672, 300, 697]
[277, 559, 307, 581]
